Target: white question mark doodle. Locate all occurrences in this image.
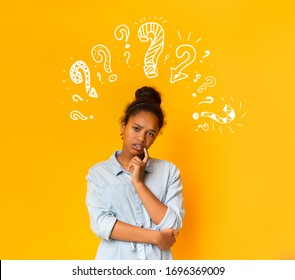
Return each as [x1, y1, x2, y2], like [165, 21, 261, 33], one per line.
[192, 104, 236, 124]
[198, 96, 214, 105]
[72, 94, 88, 103]
[70, 110, 94, 121]
[193, 73, 201, 82]
[170, 44, 196, 83]
[197, 76, 216, 93]
[70, 60, 98, 98]
[201, 104, 235, 124]
[200, 50, 210, 63]
[138, 22, 164, 78]
[91, 44, 118, 82]
[192, 114, 209, 131]
[124, 51, 131, 65]
[114, 24, 130, 48]
[196, 123, 209, 131]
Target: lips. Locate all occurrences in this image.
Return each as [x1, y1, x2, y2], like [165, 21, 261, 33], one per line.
[132, 144, 144, 151]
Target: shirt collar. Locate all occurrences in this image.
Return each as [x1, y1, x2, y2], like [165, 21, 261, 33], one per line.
[108, 150, 153, 176]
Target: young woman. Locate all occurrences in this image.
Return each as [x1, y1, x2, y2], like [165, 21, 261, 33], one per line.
[86, 86, 184, 260]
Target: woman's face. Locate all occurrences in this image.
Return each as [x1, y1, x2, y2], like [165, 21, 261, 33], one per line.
[121, 111, 159, 158]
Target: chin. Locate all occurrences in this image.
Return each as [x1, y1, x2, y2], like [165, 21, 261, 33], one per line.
[134, 150, 144, 155]
[130, 148, 144, 156]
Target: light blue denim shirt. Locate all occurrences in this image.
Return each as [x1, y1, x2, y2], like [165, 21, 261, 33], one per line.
[86, 150, 184, 260]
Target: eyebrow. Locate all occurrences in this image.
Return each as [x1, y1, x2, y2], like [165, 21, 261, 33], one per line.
[132, 122, 158, 133]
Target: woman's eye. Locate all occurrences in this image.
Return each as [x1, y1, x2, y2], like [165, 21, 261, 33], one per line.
[148, 132, 155, 137]
[133, 127, 140, 131]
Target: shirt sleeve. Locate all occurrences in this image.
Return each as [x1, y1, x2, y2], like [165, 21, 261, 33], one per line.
[156, 163, 184, 230]
[86, 168, 117, 241]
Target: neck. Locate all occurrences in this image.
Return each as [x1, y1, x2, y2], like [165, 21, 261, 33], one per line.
[116, 149, 144, 169]
[116, 151, 130, 169]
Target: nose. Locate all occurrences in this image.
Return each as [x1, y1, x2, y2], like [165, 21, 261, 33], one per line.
[137, 133, 146, 143]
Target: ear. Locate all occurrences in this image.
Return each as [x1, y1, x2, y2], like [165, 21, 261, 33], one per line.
[120, 122, 126, 134]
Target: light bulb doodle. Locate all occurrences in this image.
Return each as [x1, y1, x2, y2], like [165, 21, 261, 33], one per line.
[69, 60, 97, 98]
[72, 94, 88, 103]
[70, 110, 94, 121]
[91, 44, 118, 82]
[200, 50, 210, 63]
[138, 22, 164, 78]
[170, 44, 196, 83]
[124, 51, 131, 64]
[196, 76, 216, 93]
[114, 24, 130, 48]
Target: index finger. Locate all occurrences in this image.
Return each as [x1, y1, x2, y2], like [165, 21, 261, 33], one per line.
[173, 230, 179, 237]
[143, 148, 149, 164]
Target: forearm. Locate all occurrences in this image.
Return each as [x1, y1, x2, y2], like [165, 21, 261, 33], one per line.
[133, 181, 168, 225]
[110, 219, 177, 250]
[110, 220, 158, 244]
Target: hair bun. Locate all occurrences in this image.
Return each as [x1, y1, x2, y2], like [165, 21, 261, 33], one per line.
[135, 86, 162, 105]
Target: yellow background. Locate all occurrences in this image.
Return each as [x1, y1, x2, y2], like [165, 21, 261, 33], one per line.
[1, 0, 295, 259]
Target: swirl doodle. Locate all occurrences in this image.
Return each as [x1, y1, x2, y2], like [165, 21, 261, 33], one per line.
[70, 110, 94, 121]
[72, 94, 86, 103]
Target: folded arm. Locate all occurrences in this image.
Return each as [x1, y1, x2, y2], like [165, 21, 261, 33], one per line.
[86, 175, 178, 250]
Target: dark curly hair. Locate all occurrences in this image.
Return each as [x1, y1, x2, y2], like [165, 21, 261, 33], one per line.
[120, 86, 165, 131]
